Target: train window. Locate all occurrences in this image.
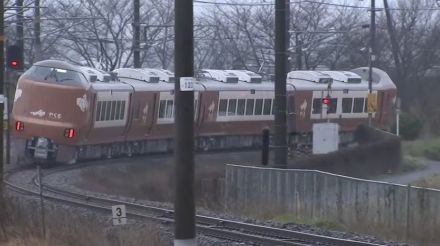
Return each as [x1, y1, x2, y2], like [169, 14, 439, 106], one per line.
[100, 101, 107, 121]
[255, 99, 263, 115]
[166, 100, 174, 118]
[353, 98, 364, 113]
[245, 99, 254, 115]
[263, 99, 272, 115]
[312, 98, 321, 114]
[96, 101, 102, 121]
[342, 98, 353, 113]
[271, 99, 275, 115]
[116, 101, 122, 120]
[110, 101, 117, 120]
[121, 101, 126, 119]
[228, 99, 237, 116]
[364, 98, 368, 112]
[23, 65, 88, 86]
[327, 98, 337, 114]
[237, 99, 246, 115]
[218, 99, 227, 116]
[105, 101, 112, 120]
[159, 100, 166, 118]
[133, 102, 140, 120]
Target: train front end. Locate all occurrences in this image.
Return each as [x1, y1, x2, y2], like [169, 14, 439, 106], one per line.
[12, 60, 93, 164]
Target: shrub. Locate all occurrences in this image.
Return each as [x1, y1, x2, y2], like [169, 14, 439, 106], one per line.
[393, 113, 423, 140]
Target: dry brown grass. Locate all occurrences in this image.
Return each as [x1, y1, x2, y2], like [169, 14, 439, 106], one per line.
[78, 160, 225, 210]
[3, 194, 171, 246]
[411, 174, 440, 189]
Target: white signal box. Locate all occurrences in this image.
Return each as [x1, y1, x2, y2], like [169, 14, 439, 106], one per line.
[313, 123, 339, 154]
[112, 205, 127, 226]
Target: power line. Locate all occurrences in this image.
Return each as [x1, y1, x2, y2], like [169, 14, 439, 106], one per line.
[194, 0, 440, 11]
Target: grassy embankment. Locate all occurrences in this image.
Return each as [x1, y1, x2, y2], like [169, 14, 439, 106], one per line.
[403, 138, 440, 188]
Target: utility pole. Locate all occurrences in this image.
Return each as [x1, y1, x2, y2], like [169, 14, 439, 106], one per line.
[273, 0, 289, 168]
[16, 0, 24, 66]
[34, 0, 41, 61]
[383, 0, 404, 111]
[133, 0, 141, 68]
[174, 0, 195, 245]
[368, 0, 376, 126]
[1, 0, 5, 198]
[295, 32, 302, 70]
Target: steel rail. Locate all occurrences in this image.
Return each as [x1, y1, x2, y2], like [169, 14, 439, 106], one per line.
[39, 180, 385, 246]
[5, 161, 385, 246]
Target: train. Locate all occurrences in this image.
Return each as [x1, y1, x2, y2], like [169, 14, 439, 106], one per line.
[11, 60, 397, 164]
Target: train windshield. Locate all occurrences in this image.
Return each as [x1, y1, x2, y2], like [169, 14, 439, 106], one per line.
[22, 65, 89, 87]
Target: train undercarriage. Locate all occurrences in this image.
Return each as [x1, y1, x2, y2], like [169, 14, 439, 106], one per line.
[22, 131, 355, 165]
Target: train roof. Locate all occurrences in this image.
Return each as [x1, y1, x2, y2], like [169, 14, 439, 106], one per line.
[27, 60, 396, 92]
[287, 67, 396, 91]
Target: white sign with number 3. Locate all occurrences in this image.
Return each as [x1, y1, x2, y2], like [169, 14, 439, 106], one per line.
[112, 205, 127, 226]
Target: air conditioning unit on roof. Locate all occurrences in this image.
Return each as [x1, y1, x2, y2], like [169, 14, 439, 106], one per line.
[225, 70, 262, 83]
[141, 68, 175, 83]
[321, 71, 362, 84]
[113, 68, 160, 83]
[288, 70, 333, 84]
[201, 69, 239, 83]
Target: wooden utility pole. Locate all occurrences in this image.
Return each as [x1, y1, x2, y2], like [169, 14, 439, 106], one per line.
[174, 0, 195, 245]
[133, 0, 141, 68]
[273, 0, 289, 168]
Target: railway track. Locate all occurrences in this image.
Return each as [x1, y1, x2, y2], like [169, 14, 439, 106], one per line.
[5, 163, 386, 246]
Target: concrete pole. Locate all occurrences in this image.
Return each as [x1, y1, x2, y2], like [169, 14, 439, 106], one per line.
[368, 0, 376, 126]
[273, 0, 289, 168]
[133, 0, 141, 68]
[0, 0, 5, 192]
[174, 0, 196, 245]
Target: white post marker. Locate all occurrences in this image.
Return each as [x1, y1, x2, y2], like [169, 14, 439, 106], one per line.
[179, 77, 195, 91]
[112, 205, 127, 226]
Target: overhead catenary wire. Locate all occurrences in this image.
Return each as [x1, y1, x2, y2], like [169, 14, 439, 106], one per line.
[194, 0, 440, 11]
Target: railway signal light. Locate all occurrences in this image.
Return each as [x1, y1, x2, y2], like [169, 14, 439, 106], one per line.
[7, 45, 23, 70]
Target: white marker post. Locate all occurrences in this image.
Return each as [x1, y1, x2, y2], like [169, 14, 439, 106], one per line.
[112, 205, 126, 246]
[112, 205, 127, 226]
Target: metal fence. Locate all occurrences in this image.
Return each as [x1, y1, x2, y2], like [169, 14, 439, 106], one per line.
[225, 164, 440, 245]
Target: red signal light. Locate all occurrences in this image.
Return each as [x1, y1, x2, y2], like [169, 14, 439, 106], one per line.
[15, 121, 24, 131]
[64, 128, 75, 138]
[322, 97, 330, 105]
[10, 60, 18, 68]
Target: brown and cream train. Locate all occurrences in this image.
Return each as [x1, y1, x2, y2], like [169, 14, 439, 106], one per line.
[11, 60, 397, 164]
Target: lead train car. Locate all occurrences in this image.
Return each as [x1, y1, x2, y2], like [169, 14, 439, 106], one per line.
[11, 60, 396, 164]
